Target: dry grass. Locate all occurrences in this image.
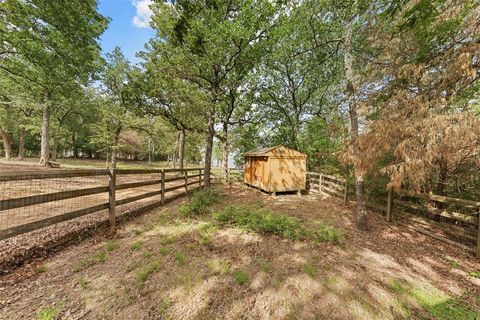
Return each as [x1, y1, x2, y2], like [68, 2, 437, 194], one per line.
[0, 184, 479, 319]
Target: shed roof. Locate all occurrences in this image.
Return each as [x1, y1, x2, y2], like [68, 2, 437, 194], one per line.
[244, 145, 306, 157]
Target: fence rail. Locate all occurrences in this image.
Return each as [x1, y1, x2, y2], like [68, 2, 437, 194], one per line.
[306, 171, 480, 258]
[0, 168, 204, 241]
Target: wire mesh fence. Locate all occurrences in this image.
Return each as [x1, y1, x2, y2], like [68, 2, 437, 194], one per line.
[0, 168, 204, 241]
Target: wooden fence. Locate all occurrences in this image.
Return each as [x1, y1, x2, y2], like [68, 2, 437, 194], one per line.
[0, 168, 204, 241]
[307, 172, 348, 201]
[307, 172, 480, 258]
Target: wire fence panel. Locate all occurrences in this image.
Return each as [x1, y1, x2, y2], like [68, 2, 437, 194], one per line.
[0, 168, 204, 241]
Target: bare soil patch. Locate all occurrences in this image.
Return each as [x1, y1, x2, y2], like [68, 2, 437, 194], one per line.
[0, 184, 479, 319]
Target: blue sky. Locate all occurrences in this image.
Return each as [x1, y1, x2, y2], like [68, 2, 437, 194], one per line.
[98, 0, 155, 64]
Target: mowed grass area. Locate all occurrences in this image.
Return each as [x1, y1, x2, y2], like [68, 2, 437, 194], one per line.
[1, 185, 479, 319]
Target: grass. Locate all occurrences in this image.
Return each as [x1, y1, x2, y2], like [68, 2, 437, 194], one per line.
[157, 298, 171, 316]
[214, 205, 303, 239]
[130, 240, 144, 251]
[36, 304, 61, 320]
[233, 269, 249, 285]
[387, 278, 479, 320]
[35, 266, 47, 273]
[159, 247, 171, 256]
[136, 260, 161, 287]
[73, 248, 110, 272]
[303, 263, 317, 278]
[309, 222, 345, 244]
[78, 277, 88, 290]
[174, 252, 186, 265]
[261, 260, 272, 273]
[198, 223, 218, 245]
[179, 189, 219, 217]
[214, 205, 345, 243]
[106, 241, 118, 252]
[469, 271, 480, 279]
[206, 258, 231, 275]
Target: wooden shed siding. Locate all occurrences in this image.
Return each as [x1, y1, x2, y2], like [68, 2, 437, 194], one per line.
[268, 157, 306, 192]
[244, 146, 306, 193]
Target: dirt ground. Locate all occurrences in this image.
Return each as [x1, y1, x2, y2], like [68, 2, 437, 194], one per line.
[0, 184, 479, 319]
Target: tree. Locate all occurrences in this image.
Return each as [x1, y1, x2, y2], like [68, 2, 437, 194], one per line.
[0, 0, 108, 165]
[149, 0, 278, 188]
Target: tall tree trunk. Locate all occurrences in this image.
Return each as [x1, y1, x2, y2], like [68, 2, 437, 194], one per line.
[436, 159, 448, 196]
[204, 109, 215, 189]
[51, 134, 58, 161]
[0, 128, 13, 160]
[178, 128, 185, 174]
[148, 138, 152, 165]
[18, 127, 26, 160]
[39, 102, 50, 166]
[221, 122, 229, 183]
[111, 127, 121, 169]
[72, 132, 79, 158]
[344, 15, 368, 231]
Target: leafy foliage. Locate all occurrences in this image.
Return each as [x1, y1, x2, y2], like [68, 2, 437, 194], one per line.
[179, 190, 219, 217]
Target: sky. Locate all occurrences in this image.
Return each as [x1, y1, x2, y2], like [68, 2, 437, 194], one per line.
[98, 0, 155, 64]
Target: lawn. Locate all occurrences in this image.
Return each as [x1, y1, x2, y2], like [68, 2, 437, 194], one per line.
[1, 185, 479, 319]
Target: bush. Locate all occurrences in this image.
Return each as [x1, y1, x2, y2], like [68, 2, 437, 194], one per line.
[180, 190, 219, 217]
[213, 205, 303, 239]
[214, 205, 345, 243]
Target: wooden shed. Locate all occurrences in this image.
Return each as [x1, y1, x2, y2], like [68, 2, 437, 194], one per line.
[244, 146, 307, 194]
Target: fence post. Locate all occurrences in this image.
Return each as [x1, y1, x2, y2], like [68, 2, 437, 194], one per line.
[319, 173, 323, 194]
[386, 188, 393, 222]
[108, 169, 116, 228]
[344, 179, 348, 203]
[161, 169, 165, 205]
[198, 169, 202, 188]
[476, 205, 480, 258]
[184, 170, 188, 194]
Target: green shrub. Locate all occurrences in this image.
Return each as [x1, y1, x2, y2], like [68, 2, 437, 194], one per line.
[214, 205, 303, 239]
[180, 190, 219, 217]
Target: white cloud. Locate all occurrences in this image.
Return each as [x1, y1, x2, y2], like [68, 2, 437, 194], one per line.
[132, 0, 153, 28]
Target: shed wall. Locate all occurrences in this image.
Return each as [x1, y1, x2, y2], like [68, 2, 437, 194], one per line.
[267, 157, 306, 192]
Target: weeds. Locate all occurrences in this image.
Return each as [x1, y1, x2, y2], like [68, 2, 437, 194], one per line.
[159, 247, 171, 256]
[180, 190, 219, 217]
[157, 298, 171, 316]
[174, 252, 186, 265]
[310, 223, 345, 244]
[214, 205, 303, 239]
[206, 258, 231, 275]
[214, 205, 345, 243]
[106, 241, 118, 252]
[261, 260, 272, 273]
[74, 249, 109, 272]
[198, 223, 218, 245]
[36, 304, 61, 320]
[130, 240, 144, 251]
[233, 269, 249, 285]
[78, 277, 88, 290]
[469, 271, 480, 279]
[387, 278, 478, 320]
[136, 260, 161, 287]
[303, 263, 317, 278]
